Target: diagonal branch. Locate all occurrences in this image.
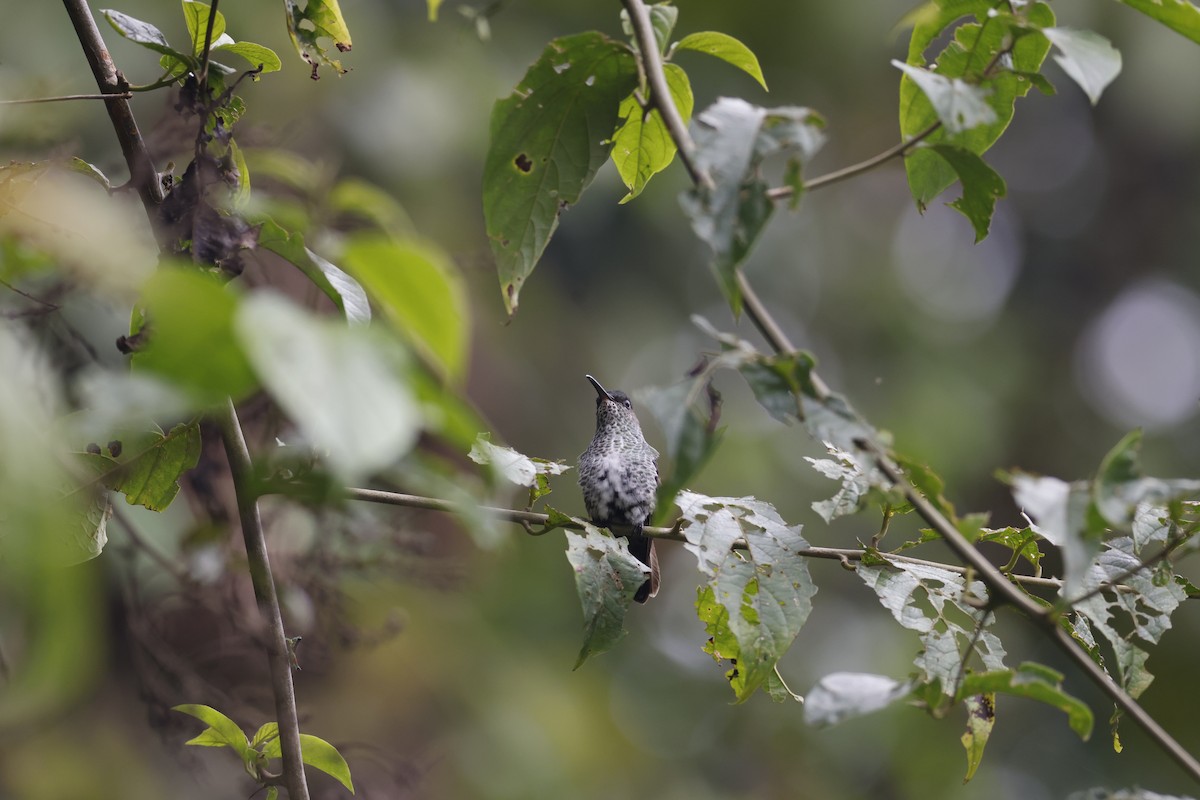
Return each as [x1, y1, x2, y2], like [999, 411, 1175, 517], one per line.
[616, 0, 1200, 783]
[61, 0, 164, 218]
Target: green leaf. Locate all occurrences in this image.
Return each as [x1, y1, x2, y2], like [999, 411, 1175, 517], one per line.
[468, 434, 571, 488]
[173, 704, 253, 761]
[256, 219, 371, 324]
[1111, 0, 1200, 45]
[1040, 28, 1121, 105]
[133, 268, 258, 403]
[901, 3, 1055, 210]
[182, 0, 226, 56]
[284, 0, 353, 78]
[234, 294, 421, 478]
[674, 31, 769, 90]
[857, 558, 1005, 693]
[928, 144, 1006, 242]
[960, 693, 995, 782]
[249, 722, 279, 749]
[1091, 430, 1200, 528]
[77, 423, 201, 512]
[341, 235, 469, 381]
[566, 522, 650, 668]
[893, 60, 997, 134]
[101, 9, 190, 60]
[677, 491, 817, 702]
[681, 100, 824, 313]
[482, 33, 638, 316]
[803, 672, 912, 727]
[213, 40, 283, 73]
[427, 0, 443, 22]
[612, 63, 694, 202]
[959, 663, 1093, 739]
[260, 732, 355, 793]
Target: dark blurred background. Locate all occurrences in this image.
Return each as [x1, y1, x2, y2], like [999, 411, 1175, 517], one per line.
[2, 0, 1199, 797]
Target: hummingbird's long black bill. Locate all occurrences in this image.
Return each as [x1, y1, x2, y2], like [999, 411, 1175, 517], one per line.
[585, 374, 615, 402]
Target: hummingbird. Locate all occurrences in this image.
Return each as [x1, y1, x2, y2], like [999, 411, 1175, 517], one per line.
[578, 374, 660, 603]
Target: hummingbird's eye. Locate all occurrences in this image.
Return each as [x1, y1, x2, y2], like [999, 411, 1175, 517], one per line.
[623, 398, 632, 409]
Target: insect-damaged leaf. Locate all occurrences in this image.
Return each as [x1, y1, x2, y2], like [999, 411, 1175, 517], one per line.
[567, 522, 650, 669]
[77, 423, 201, 512]
[678, 490, 817, 702]
[283, 0, 352, 78]
[483, 33, 638, 316]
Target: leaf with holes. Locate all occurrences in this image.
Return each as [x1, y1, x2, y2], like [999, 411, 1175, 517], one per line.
[858, 558, 1005, 694]
[77, 422, 201, 512]
[483, 33, 638, 316]
[567, 522, 650, 668]
[284, 0, 352, 78]
[928, 144, 1006, 242]
[678, 490, 817, 702]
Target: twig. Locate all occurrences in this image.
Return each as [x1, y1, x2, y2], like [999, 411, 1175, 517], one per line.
[618, 0, 714, 192]
[217, 400, 311, 800]
[196, 0, 219, 93]
[344, 486, 1081, 593]
[766, 121, 941, 201]
[0, 92, 133, 105]
[61, 0, 164, 218]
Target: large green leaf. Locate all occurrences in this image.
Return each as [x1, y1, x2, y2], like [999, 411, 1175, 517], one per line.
[893, 61, 997, 134]
[674, 31, 768, 90]
[901, 3, 1054, 210]
[678, 491, 817, 702]
[341, 235, 468, 380]
[612, 63, 694, 202]
[681, 100, 824, 314]
[133, 268, 258, 403]
[234, 294, 421, 478]
[256, 219, 370, 324]
[1112, 0, 1200, 44]
[77, 423, 201, 512]
[638, 379, 723, 525]
[482, 32, 638, 316]
[566, 522, 650, 669]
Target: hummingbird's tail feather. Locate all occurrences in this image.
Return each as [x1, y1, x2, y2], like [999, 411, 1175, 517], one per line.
[629, 529, 659, 603]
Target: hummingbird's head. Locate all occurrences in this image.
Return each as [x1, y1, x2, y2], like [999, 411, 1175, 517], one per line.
[586, 374, 640, 430]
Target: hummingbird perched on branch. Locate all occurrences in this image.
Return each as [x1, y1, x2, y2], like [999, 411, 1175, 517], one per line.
[578, 374, 660, 603]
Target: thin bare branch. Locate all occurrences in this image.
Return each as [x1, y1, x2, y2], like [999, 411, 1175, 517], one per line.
[0, 92, 133, 105]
